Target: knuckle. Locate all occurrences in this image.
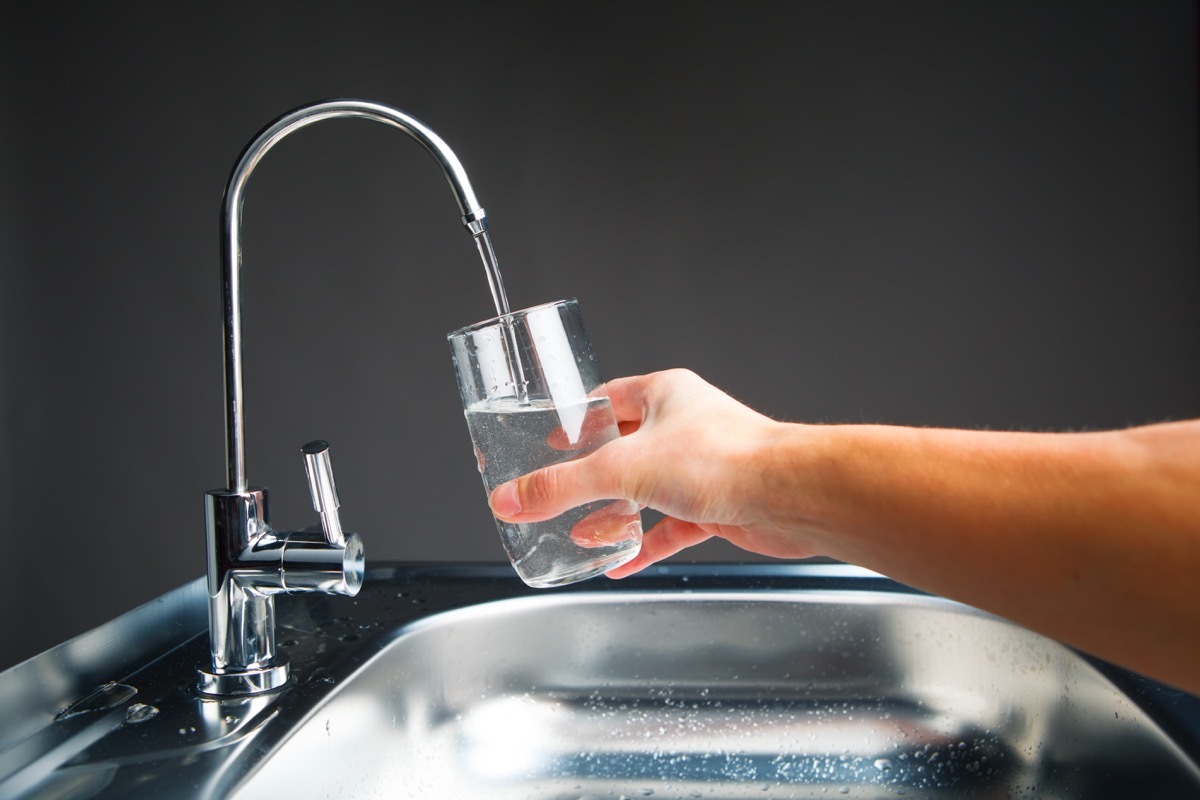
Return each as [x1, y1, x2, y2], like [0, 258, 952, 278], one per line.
[661, 367, 697, 384]
[523, 465, 561, 510]
[650, 368, 702, 405]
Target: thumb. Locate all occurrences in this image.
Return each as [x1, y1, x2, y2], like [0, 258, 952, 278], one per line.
[489, 453, 618, 523]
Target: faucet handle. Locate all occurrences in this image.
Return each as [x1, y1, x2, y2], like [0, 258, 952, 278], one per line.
[302, 440, 345, 546]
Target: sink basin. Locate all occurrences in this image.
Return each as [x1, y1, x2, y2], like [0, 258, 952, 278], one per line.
[235, 578, 1200, 799]
[3, 563, 1199, 799]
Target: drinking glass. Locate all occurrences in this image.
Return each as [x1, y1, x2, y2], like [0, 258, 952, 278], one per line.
[448, 299, 642, 587]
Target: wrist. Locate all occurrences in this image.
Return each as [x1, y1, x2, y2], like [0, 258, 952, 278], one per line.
[748, 421, 840, 548]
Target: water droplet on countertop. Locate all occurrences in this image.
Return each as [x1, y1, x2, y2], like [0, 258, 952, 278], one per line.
[125, 703, 158, 724]
[309, 667, 336, 685]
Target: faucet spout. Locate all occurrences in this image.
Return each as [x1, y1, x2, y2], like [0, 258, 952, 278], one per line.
[220, 98, 489, 493]
[201, 100, 490, 696]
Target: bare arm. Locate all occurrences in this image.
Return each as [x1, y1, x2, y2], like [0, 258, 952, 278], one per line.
[767, 419, 1200, 695]
[489, 369, 1200, 694]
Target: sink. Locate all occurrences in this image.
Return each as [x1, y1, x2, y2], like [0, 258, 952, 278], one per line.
[3, 563, 1199, 799]
[234, 572, 1200, 799]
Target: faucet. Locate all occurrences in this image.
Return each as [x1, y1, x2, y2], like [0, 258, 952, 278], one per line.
[198, 99, 495, 696]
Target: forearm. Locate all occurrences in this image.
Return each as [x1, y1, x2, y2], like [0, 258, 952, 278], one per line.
[766, 420, 1200, 694]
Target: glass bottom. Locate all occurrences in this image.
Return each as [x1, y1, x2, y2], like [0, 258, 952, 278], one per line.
[514, 541, 641, 589]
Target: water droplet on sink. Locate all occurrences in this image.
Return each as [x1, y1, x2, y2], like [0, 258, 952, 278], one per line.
[125, 703, 158, 724]
[309, 667, 336, 685]
[874, 758, 893, 773]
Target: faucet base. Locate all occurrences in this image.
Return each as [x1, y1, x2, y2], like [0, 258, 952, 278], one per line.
[197, 660, 290, 697]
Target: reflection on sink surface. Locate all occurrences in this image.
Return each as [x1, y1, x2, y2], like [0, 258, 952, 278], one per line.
[2, 565, 1198, 798]
[236, 587, 1200, 799]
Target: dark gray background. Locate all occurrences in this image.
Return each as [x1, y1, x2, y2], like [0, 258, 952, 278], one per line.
[1, 1, 1196, 671]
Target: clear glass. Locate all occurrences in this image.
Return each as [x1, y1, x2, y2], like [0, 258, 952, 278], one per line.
[448, 299, 642, 587]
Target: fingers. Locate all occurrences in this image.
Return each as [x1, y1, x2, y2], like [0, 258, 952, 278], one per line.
[604, 369, 708, 427]
[547, 370, 688, 450]
[491, 370, 691, 524]
[545, 398, 626, 451]
[605, 516, 713, 579]
[490, 449, 623, 523]
[569, 501, 641, 548]
[617, 419, 640, 437]
[601, 374, 655, 426]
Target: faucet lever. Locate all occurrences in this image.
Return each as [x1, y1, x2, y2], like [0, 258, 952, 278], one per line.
[302, 440, 345, 546]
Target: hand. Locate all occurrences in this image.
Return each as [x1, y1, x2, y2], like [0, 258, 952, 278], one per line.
[488, 369, 823, 578]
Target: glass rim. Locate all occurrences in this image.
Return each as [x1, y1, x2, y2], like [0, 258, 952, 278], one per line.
[446, 297, 577, 340]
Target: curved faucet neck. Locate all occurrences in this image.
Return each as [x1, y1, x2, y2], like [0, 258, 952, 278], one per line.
[219, 99, 488, 492]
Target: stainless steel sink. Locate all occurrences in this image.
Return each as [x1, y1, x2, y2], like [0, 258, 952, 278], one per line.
[235, 573, 1200, 799]
[3, 563, 1199, 799]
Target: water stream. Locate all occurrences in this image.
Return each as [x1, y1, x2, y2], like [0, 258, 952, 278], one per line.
[473, 230, 530, 405]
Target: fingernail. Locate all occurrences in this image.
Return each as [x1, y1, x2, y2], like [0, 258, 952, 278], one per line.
[489, 481, 521, 519]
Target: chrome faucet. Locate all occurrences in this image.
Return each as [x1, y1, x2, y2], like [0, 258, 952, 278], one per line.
[198, 99, 495, 696]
